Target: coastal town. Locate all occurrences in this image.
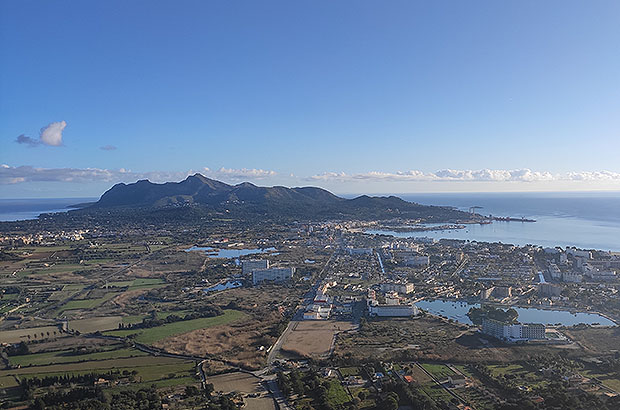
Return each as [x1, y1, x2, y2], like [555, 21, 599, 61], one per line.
[1, 213, 619, 410]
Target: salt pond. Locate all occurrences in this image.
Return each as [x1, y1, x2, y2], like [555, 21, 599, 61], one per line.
[416, 299, 616, 326]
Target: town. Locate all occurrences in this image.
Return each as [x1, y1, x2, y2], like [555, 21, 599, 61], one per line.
[1, 215, 619, 410]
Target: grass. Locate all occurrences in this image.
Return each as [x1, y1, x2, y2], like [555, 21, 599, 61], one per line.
[8, 347, 147, 367]
[104, 309, 245, 344]
[0, 356, 188, 377]
[157, 310, 190, 319]
[57, 292, 119, 313]
[106, 278, 165, 290]
[580, 367, 620, 392]
[339, 367, 361, 377]
[421, 363, 456, 380]
[122, 314, 147, 324]
[325, 379, 350, 406]
[0, 375, 18, 388]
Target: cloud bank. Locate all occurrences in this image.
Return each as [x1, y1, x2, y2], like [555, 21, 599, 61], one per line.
[2, 166, 620, 191]
[309, 169, 620, 183]
[15, 121, 67, 147]
[0, 165, 278, 185]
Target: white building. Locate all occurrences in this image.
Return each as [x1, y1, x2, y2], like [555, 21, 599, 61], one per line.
[482, 319, 546, 342]
[368, 303, 419, 317]
[242, 259, 269, 274]
[380, 282, 415, 294]
[252, 267, 295, 285]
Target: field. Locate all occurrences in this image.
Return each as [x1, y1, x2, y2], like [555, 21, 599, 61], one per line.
[280, 320, 354, 358]
[8, 346, 147, 367]
[107, 278, 165, 290]
[57, 292, 120, 313]
[0, 355, 191, 377]
[0, 325, 61, 344]
[209, 372, 275, 410]
[420, 363, 457, 380]
[105, 309, 245, 344]
[68, 316, 124, 333]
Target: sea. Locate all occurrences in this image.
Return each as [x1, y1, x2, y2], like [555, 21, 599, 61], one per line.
[0, 198, 96, 222]
[367, 191, 620, 252]
[1, 192, 620, 251]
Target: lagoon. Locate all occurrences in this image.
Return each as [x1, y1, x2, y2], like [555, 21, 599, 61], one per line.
[416, 299, 616, 326]
[185, 246, 277, 259]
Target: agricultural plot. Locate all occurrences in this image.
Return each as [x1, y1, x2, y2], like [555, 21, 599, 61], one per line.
[280, 320, 354, 358]
[107, 278, 165, 290]
[68, 316, 124, 333]
[105, 309, 245, 345]
[8, 347, 147, 367]
[420, 363, 457, 380]
[57, 292, 119, 313]
[0, 355, 190, 378]
[0, 325, 61, 344]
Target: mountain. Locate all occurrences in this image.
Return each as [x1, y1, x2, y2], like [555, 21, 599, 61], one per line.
[87, 174, 474, 221]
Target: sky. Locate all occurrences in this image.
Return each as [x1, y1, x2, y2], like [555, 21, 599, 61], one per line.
[1, 0, 620, 198]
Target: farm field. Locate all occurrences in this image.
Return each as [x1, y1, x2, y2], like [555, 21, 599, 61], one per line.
[0, 355, 192, 378]
[68, 316, 124, 333]
[209, 372, 275, 410]
[420, 363, 457, 380]
[104, 309, 245, 345]
[57, 292, 120, 313]
[0, 325, 61, 344]
[8, 346, 147, 367]
[280, 320, 354, 358]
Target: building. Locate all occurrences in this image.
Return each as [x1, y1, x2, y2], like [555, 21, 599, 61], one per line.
[252, 267, 295, 285]
[539, 283, 562, 297]
[368, 303, 419, 317]
[566, 248, 592, 259]
[482, 318, 546, 342]
[562, 272, 582, 283]
[303, 304, 331, 320]
[242, 259, 269, 274]
[380, 282, 414, 295]
[404, 255, 430, 267]
[521, 323, 546, 340]
[480, 287, 494, 300]
[493, 286, 512, 298]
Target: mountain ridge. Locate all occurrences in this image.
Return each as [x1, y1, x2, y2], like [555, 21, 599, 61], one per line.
[87, 173, 474, 221]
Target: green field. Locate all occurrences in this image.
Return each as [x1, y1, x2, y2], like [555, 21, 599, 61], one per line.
[339, 367, 361, 377]
[57, 292, 119, 312]
[8, 347, 147, 367]
[104, 309, 245, 344]
[580, 367, 620, 392]
[0, 356, 190, 378]
[107, 278, 165, 290]
[421, 363, 456, 380]
[325, 379, 351, 406]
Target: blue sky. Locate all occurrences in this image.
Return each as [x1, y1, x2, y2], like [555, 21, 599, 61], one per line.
[1, 1, 620, 197]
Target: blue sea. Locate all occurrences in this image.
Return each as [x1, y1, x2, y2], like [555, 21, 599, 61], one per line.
[2, 193, 620, 251]
[370, 191, 620, 252]
[0, 198, 96, 222]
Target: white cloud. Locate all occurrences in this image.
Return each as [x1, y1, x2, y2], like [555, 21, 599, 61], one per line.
[15, 121, 67, 147]
[39, 121, 66, 146]
[100, 145, 117, 151]
[309, 168, 620, 183]
[206, 167, 277, 180]
[0, 165, 278, 185]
